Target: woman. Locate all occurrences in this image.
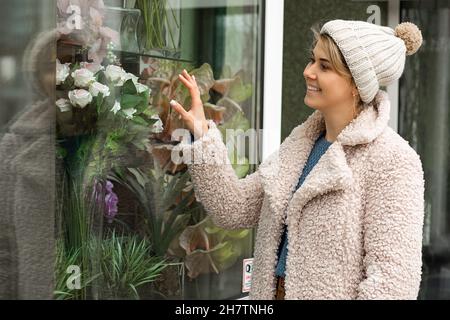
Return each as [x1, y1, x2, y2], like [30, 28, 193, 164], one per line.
[0, 29, 59, 298]
[170, 20, 425, 300]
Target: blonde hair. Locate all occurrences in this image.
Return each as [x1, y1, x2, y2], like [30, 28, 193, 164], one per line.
[309, 24, 364, 117]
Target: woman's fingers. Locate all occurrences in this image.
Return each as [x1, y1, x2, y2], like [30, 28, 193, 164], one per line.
[178, 73, 192, 88]
[178, 71, 202, 108]
[182, 69, 193, 82]
[170, 100, 189, 120]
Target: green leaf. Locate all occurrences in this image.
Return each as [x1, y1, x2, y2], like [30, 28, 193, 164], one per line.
[105, 139, 120, 153]
[122, 79, 137, 95]
[219, 111, 251, 134]
[61, 76, 75, 90]
[144, 116, 158, 126]
[211, 241, 235, 264]
[229, 82, 253, 103]
[97, 70, 107, 84]
[95, 93, 104, 113]
[231, 155, 250, 179]
[135, 94, 149, 113]
[131, 116, 149, 126]
[121, 94, 146, 109]
[143, 107, 159, 118]
[226, 229, 250, 239]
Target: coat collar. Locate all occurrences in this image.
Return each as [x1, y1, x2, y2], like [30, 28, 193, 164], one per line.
[258, 90, 391, 224]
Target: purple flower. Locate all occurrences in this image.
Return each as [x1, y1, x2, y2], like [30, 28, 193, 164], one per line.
[104, 180, 118, 223]
[92, 179, 118, 223]
[105, 180, 114, 193]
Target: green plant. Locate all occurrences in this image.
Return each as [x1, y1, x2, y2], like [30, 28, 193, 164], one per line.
[135, 0, 180, 52]
[54, 242, 81, 300]
[56, 135, 99, 300]
[109, 164, 199, 258]
[98, 231, 167, 299]
[54, 240, 101, 300]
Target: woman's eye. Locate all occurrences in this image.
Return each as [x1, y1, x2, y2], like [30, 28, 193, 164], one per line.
[309, 57, 328, 70]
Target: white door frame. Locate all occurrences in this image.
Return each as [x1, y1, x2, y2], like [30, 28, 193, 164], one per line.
[261, 0, 284, 161]
[387, 0, 400, 133]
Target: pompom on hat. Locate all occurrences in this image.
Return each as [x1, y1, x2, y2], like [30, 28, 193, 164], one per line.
[320, 20, 423, 103]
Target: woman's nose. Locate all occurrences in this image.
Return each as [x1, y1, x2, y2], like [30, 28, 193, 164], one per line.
[303, 65, 317, 80]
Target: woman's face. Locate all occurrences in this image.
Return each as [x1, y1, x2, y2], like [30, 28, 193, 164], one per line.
[303, 39, 355, 112]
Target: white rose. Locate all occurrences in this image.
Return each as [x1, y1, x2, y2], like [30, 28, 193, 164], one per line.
[135, 83, 150, 94]
[71, 68, 95, 88]
[105, 65, 127, 82]
[56, 98, 72, 112]
[56, 59, 70, 85]
[89, 82, 111, 97]
[111, 101, 121, 114]
[68, 89, 93, 108]
[125, 73, 139, 84]
[151, 115, 163, 133]
[116, 72, 139, 87]
[122, 108, 137, 119]
[80, 62, 104, 74]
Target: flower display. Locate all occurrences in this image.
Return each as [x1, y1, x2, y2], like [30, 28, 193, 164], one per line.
[68, 89, 93, 108]
[57, 63, 153, 121]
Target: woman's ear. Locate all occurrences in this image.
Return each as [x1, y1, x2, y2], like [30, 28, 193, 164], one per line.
[351, 83, 359, 97]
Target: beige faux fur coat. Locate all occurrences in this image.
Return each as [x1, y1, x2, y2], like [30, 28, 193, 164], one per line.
[180, 90, 425, 300]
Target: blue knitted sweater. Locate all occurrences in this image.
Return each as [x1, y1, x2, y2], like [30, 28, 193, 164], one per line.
[275, 130, 332, 277]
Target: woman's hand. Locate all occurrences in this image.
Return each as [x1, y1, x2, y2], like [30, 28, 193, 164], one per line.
[170, 69, 209, 140]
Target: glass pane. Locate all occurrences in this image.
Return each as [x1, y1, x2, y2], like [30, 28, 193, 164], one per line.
[53, 0, 262, 300]
[0, 0, 262, 300]
[399, 0, 450, 300]
[282, 0, 388, 140]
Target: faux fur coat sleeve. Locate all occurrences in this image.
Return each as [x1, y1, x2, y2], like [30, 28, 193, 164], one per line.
[180, 120, 265, 230]
[358, 146, 425, 300]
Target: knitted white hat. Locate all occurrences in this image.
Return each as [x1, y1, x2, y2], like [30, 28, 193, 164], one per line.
[320, 20, 423, 103]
